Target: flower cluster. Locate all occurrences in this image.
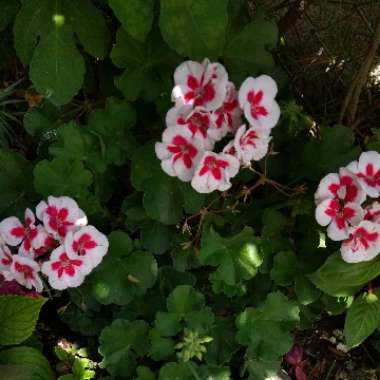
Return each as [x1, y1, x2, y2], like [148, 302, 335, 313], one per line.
[155, 59, 281, 193]
[0, 196, 108, 292]
[315, 151, 380, 263]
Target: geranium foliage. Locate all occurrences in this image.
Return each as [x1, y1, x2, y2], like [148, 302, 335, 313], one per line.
[0, 1, 379, 379]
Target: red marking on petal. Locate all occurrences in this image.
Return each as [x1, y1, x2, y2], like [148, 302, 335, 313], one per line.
[212, 167, 222, 180]
[14, 262, 34, 279]
[187, 75, 199, 90]
[183, 154, 192, 169]
[11, 226, 24, 238]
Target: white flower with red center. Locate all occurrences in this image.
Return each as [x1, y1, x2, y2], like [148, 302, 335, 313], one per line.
[346, 151, 380, 198]
[0, 245, 13, 279]
[314, 168, 366, 205]
[191, 151, 240, 193]
[155, 126, 203, 182]
[364, 202, 380, 224]
[41, 245, 87, 290]
[0, 209, 48, 257]
[316, 199, 364, 241]
[211, 82, 242, 136]
[166, 105, 215, 149]
[172, 59, 228, 111]
[341, 221, 380, 263]
[224, 124, 271, 165]
[36, 196, 88, 241]
[65, 226, 108, 272]
[238, 75, 280, 129]
[10, 255, 43, 292]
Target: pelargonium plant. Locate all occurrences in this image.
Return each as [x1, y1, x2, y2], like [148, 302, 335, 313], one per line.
[0, 196, 109, 292]
[315, 151, 380, 263]
[155, 58, 280, 193]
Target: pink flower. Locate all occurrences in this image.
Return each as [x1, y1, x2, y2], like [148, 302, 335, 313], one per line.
[36, 196, 88, 241]
[41, 245, 87, 290]
[10, 255, 43, 292]
[0, 245, 13, 280]
[172, 59, 228, 111]
[224, 124, 271, 165]
[314, 168, 366, 205]
[65, 226, 108, 272]
[155, 126, 203, 181]
[347, 151, 380, 198]
[364, 202, 380, 224]
[341, 221, 380, 263]
[285, 345, 308, 380]
[166, 105, 215, 149]
[211, 82, 242, 136]
[191, 151, 240, 193]
[238, 75, 280, 129]
[316, 199, 363, 241]
[0, 209, 50, 257]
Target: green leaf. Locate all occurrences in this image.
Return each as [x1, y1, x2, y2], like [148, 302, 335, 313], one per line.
[309, 252, 380, 297]
[270, 251, 297, 286]
[86, 98, 137, 167]
[85, 231, 157, 305]
[159, 362, 193, 380]
[0, 296, 46, 345]
[99, 319, 150, 378]
[199, 226, 262, 295]
[0, 149, 35, 216]
[135, 366, 155, 380]
[295, 275, 321, 305]
[0, 365, 33, 380]
[30, 30, 85, 105]
[141, 221, 175, 255]
[155, 312, 182, 336]
[159, 0, 228, 59]
[198, 365, 231, 380]
[33, 158, 93, 200]
[109, 0, 154, 42]
[0, 347, 54, 380]
[111, 28, 178, 101]
[166, 285, 205, 316]
[14, 0, 110, 105]
[143, 170, 183, 225]
[149, 329, 175, 361]
[244, 358, 281, 380]
[236, 292, 299, 361]
[177, 182, 206, 214]
[225, 16, 278, 77]
[344, 294, 380, 347]
[291, 125, 360, 180]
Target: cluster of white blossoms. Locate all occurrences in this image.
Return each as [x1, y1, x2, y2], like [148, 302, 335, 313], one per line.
[155, 59, 281, 193]
[315, 151, 380, 263]
[0, 196, 108, 292]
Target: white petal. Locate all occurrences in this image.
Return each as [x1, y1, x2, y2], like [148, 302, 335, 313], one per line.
[0, 217, 24, 246]
[314, 173, 340, 204]
[315, 199, 333, 226]
[174, 60, 204, 86]
[36, 200, 47, 221]
[155, 142, 170, 160]
[327, 220, 349, 241]
[238, 77, 255, 108]
[255, 75, 278, 100]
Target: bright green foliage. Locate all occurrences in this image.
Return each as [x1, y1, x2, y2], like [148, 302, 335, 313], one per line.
[0, 296, 46, 345]
[14, 0, 110, 105]
[159, 0, 228, 59]
[84, 231, 157, 305]
[99, 319, 150, 377]
[236, 292, 299, 379]
[344, 292, 380, 347]
[109, 0, 154, 42]
[200, 226, 262, 295]
[309, 253, 380, 297]
[34, 158, 93, 200]
[0, 346, 54, 380]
